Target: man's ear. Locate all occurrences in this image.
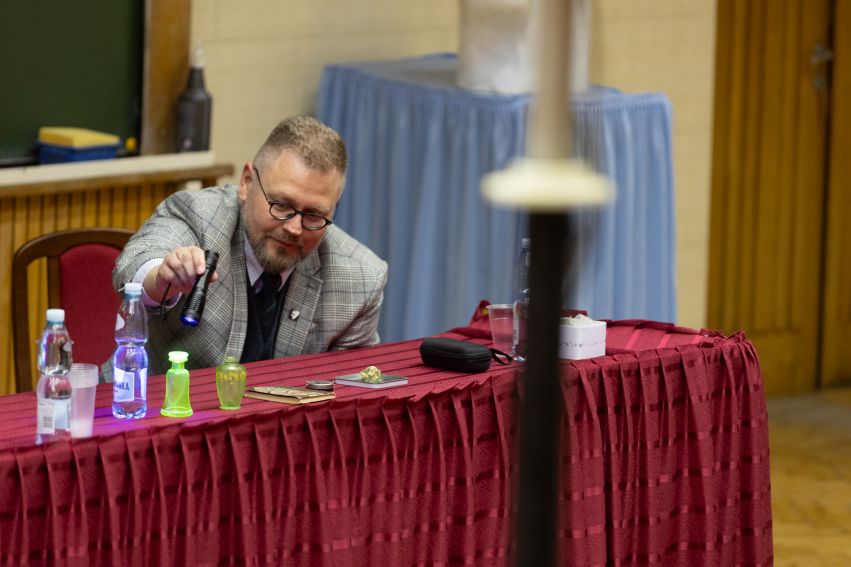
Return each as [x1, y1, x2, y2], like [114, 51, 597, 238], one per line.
[238, 163, 252, 202]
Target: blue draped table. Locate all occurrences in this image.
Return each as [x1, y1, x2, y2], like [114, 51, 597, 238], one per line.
[317, 53, 676, 343]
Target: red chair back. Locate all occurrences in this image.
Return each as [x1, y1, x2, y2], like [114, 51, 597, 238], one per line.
[12, 228, 133, 392]
[59, 244, 125, 368]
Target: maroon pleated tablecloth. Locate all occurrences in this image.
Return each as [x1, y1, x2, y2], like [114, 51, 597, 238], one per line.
[0, 305, 773, 566]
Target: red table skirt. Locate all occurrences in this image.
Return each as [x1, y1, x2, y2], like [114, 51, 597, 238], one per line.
[0, 309, 772, 566]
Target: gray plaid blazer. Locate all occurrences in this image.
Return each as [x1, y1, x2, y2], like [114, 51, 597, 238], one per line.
[113, 185, 388, 376]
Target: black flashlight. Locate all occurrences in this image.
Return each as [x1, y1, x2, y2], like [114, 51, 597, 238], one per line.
[180, 250, 219, 327]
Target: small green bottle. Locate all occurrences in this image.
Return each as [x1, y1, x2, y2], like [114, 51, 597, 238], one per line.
[161, 351, 193, 418]
[216, 356, 246, 410]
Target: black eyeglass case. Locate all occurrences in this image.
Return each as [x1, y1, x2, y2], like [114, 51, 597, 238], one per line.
[419, 337, 512, 373]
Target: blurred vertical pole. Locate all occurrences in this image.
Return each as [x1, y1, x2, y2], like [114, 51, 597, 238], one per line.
[527, 0, 571, 161]
[515, 0, 573, 565]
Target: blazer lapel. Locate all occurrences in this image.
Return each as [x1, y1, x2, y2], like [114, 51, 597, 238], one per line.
[275, 249, 322, 357]
[225, 222, 250, 359]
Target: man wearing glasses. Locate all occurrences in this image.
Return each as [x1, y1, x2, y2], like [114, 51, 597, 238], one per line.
[114, 116, 388, 375]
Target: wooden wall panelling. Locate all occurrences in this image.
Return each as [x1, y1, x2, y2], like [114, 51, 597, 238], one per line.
[774, 0, 799, 336]
[0, 198, 15, 399]
[140, 183, 155, 223]
[738, 0, 762, 329]
[55, 193, 69, 232]
[123, 186, 139, 229]
[754, 1, 782, 332]
[97, 189, 111, 226]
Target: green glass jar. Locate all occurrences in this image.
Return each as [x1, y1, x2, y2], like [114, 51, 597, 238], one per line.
[216, 356, 246, 410]
[161, 351, 193, 418]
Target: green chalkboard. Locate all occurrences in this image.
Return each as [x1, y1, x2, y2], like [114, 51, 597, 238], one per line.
[0, 0, 144, 166]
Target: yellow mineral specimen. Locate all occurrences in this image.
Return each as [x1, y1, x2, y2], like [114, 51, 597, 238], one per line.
[360, 365, 383, 383]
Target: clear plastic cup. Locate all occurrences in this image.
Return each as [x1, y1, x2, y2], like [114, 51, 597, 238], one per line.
[68, 363, 99, 438]
[488, 303, 515, 354]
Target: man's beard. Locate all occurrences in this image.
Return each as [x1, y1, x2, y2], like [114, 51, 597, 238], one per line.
[241, 206, 304, 273]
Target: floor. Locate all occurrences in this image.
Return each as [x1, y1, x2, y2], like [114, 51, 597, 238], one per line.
[768, 387, 851, 566]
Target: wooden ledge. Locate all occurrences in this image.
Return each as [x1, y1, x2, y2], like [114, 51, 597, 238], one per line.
[0, 152, 235, 198]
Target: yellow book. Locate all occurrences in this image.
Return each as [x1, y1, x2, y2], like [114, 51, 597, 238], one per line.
[38, 127, 119, 148]
[243, 386, 335, 405]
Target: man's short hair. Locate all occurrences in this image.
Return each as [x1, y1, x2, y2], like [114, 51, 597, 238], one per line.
[254, 116, 348, 177]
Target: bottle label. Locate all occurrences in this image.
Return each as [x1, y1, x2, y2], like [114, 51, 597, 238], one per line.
[114, 368, 147, 402]
[113, 368, 134, 402]
[37, 400, 55, 434]
[54, 398, 71, 431]
[513, 300, 528, 357]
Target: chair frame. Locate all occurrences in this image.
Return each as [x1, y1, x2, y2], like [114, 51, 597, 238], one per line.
[12, 227, 133, 393]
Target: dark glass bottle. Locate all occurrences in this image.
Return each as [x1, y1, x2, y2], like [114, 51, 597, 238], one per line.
[176, 46, 212, 152]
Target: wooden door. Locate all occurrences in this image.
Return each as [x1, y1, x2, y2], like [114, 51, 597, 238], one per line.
[708, 0, 833, 394]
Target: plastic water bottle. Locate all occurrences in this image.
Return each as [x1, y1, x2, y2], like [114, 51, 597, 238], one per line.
[112, 283, 149, 419]
[35, 308, 73, 444]
[512, 238, 531, 362]
[176, 45, 212, 152]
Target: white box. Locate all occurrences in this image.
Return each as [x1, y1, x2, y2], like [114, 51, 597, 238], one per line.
[559, 317, 606, 360]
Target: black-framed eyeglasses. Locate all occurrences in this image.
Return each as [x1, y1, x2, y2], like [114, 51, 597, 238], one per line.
[252, 165, 334, 231]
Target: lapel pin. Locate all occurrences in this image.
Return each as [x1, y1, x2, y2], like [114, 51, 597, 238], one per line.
[289, 309, 300, 321]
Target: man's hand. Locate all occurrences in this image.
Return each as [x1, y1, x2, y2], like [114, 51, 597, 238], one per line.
[143, 246, 219, 302]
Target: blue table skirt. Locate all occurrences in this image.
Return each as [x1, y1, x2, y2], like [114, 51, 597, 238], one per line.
[317, 53, 676, 342]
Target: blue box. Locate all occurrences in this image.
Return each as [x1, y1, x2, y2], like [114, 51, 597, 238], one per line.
[38, 142, 119, 164]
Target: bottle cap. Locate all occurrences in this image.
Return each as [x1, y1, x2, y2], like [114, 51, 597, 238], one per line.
[124, 282, 143, 295]
[190, 44, 205, 68]
[521, 238, 531, 248]
[46, 308, 65, 323]
[168, 351, 189, 364]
